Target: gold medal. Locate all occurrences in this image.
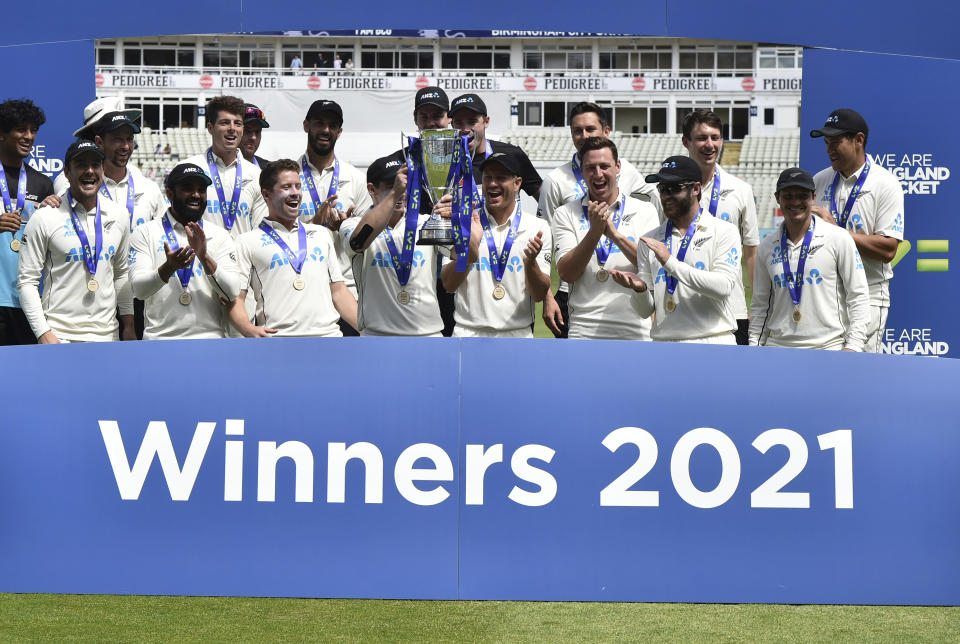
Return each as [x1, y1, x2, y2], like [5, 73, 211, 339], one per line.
[179, 292, 192, 306]
[9, 239, 20, 253]
[492, 283, 506, 300]
[792, 309, 802, 322]
[665, 297, 676, 312]
[397, 288, 410, 305]
[596, 267, 609, 282]
[87, 278, 99, 293]
[293, 276, 306, 291]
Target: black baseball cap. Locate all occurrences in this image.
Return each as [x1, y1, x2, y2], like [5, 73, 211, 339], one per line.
[645, 156, 702, 183]
[367, 153, 404, 186]
[450, 93, 487, 116]
[64, 139, 105, 165]
[414, 86, 449, 112]
[479, 150, 523, 176]
[810, 108, 869, 139]
[244, 103, 270, 128]
[165, 163, 213, 188]
[305, 99, 343, 124]
[95, 111, 141, 136]
[776, 167, 815, 192]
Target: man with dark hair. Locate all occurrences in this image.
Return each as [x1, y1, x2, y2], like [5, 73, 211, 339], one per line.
[0, 99, 54, 344]
[18, 140, 134, 343]
[750, 167, 870, 350]
[183, 95, 266, 239]
[611, 156, 741, 344]
[297, 99, 371, 336]
[538, 101, 662, 338]
[554, 138, 659, 340]
[680, 108, 759, 345]
[230, 159, 357, 337]
[129, 163, 240, 339]
[440, 150, 551, 337]
[240, 103, 270, 168]
[340, 155, 447, 336]
[450, 93, 542, 200]
[810, 108, 904, 353]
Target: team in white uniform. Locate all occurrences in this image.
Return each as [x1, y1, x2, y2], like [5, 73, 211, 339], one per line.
[18, 140, 133, 342]
[750, 167, 870, 350]
[230, 158, 357, 338]
[441, 150, 551, 337]
[612, 156, 741, 344]
[681, 109, 759, 344]
[129, 163, 240, 340]
[809, 108, 904, 353]
[554, 138, 659, 340]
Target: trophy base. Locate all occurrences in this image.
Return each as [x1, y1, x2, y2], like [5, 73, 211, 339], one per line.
[417, 222, 455, 246]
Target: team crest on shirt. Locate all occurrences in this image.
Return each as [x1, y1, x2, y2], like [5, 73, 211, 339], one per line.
[693, 235, 712, 248]
[103, 220, 115, 231]
[807, 244, 824, 257]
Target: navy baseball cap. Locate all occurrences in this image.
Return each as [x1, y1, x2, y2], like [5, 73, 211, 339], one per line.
[64, 139, 105, 165]
[95, 111, 141, 136]
[367, 153, 404, 186]
[479, 150, 523, 176]
[305, 99, 343, 124]
[414, 86, 449, 112]
[810, 108, 869, 139]
[450, 93, 487, 116]
[776, 167, 815, 192]
[166, 163, 213, 188]
[645, 156, 702, 183]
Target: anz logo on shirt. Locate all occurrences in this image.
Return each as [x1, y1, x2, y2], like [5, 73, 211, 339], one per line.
[129, 247, 138, 265]
[772, 270, 822, 289]
[719, 211, 732, 222]
[770, 245, 785, 266]
[207, 200, 252, 219]
[371, 250, 426, 269]
[849, 213, 865, 232]
[470, 255, 524, 273]
[61, 223, 77, 239]
[269, 246, 324, 270]
[298, 197, 344, 217]
[892, 213, 904, 234]
[654, 267, 667, 284]
[65, 245, 116, 263]
[724, 247, 740, 267]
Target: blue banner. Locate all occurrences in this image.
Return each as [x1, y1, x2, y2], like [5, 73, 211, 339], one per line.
[0, 339, 957, 604]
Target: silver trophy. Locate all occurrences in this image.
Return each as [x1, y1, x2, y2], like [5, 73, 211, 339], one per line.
[403, 129, 460, 245]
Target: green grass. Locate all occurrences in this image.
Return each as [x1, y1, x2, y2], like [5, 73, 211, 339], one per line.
[1, 595, 957, 642]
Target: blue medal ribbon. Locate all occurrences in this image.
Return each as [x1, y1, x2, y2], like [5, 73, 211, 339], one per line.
[478, 201, 522, 284]
[663, 208, 702, 296]
[301, 154, 340, 218]
[381, 204, 419, 288]
[252, 157, 260, 169]
[470, 139, 493, 209]
[67, 190, 103, 278]
[206, 148, 242, 231]
[779, 217, 816, 309]
[829, 157, 871, 228]
[161, 214, 199, 290]
[570, 153, 587, 200]
[259, 221, 307, 274]
[0, 163, 27, 213]
[451, 134, 474, 272]
[586, 197, 626, 267]
[98, 173, 137, 231]
[707, 167, 722, 217]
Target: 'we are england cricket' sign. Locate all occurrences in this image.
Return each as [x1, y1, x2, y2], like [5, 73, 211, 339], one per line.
[0, 338, 956, 604]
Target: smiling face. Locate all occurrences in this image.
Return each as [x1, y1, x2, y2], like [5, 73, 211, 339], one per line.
[414, 105, 450, 131]
[658, 181, 701, 222]
[166, 178, 208, 223]
[776, 187, 815, 228]
[824, 133, 865, 176]
[569, 112, 610, 153]
[0, 123, 37, 162]
[303, 113, 342, 158]
[581, 147, 620, 204]
[682, 122, 723, 174]
[481, 162, 521, 213]
[65, 153, 104, 205]
[451, 110, 489, 156]
[263, 169, 303, 222]
[96, 125, 136, 170]
[207, 110, 244, 157]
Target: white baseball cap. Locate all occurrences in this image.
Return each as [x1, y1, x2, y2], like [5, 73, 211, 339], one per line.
[73, 97, 142, 138]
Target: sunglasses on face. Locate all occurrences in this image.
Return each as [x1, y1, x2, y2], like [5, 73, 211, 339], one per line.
[657, 182, 694, 195]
